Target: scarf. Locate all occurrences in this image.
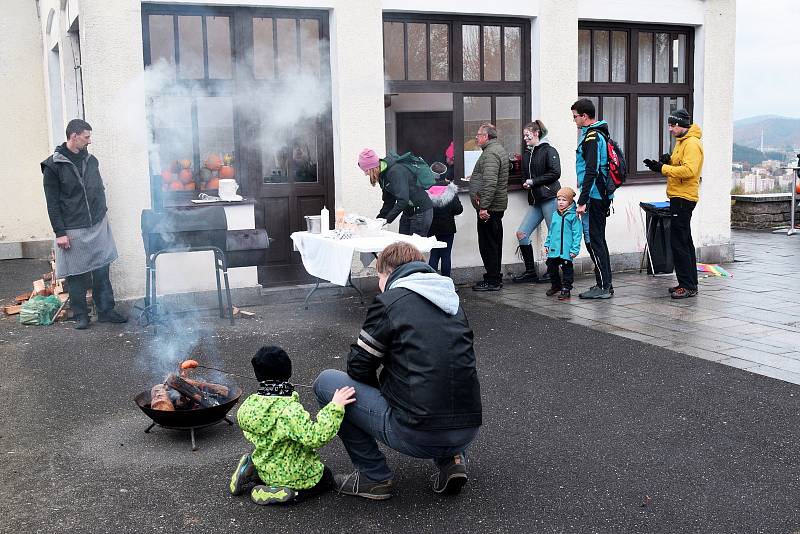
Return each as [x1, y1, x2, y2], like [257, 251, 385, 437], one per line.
[257, 380, 295, 397]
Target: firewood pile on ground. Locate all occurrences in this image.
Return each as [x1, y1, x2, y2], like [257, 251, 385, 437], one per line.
[2, 251, 81, 321]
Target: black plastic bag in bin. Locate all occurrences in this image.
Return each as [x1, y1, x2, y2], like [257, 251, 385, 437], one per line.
[639, 201, 673, 274]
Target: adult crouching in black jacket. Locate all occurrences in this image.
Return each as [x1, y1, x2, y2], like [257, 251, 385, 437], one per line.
[313, 242, 481, 500]
[357, 148, 433, 236]
[513, 120, 561, 284]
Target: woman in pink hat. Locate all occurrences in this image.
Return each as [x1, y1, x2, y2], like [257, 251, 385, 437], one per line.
[357, 148, 433, 236]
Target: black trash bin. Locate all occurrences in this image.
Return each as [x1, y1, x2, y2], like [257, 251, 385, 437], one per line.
[639, 201, 673, 274]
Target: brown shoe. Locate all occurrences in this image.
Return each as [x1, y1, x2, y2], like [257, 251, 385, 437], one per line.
[668, 285, 680, 294]
[546, 287, 561, 296]
[334, 471, 394, 500]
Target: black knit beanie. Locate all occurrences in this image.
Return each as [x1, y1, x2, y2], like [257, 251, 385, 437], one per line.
[252, 346, 292, 382]
[668, 109, 691, 128]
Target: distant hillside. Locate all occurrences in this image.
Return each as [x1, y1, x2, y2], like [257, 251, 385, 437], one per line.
[732, 143, 783, 165]
[733, 115, 800, 150]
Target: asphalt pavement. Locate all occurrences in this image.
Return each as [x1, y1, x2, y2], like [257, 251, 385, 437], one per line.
[1, 259, 799, 533]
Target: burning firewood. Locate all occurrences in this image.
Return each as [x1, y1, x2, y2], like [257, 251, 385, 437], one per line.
[165, 374, 220, 408]
[184, 377, 229, 398]
[150, 384, 175, 411]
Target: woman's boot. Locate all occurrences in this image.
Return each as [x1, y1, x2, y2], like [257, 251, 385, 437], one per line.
[513, 244, 540, 283]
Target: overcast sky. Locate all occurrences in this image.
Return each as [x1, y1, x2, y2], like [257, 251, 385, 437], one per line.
[734, 0, 800, 120]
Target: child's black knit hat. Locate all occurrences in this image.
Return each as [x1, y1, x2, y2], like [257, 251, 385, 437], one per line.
[252, 346, 292, 382]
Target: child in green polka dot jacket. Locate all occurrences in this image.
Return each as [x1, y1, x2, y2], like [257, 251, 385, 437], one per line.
[229, 346, 356, 505]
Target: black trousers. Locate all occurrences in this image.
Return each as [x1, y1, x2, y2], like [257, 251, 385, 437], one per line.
[291, 466, 334, 503]
[477, 210, 504, 284]
[588, 200, 612, 289]
[670, 197, 698, 290]
[66, 264, 115, 317]
[546, 257, 574, 290]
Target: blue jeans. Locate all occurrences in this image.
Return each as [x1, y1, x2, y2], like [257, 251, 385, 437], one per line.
[428, 234, 455, 277]
[313, 369, 476, 482]
[398, 208, 433, 237]
[581, 210, 590, 245]
[516, 198, 556, 245]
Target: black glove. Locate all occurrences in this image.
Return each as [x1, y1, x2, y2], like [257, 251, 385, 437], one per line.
[659, 153, 671, 164]
[642, 159, 663, 173]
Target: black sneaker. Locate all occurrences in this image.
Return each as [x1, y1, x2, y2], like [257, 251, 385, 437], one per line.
[98, 310, 128, 323]
[512, 271, 539, 284]
[472, 281, 503, 292]
[558, 289, 571, 300]
[432, 455, 468, 495]
[230, 454, 259, 496]
[334, 471, 394, 500]
[74, 314, 90, 330]
[545, 287, 561, 296]
[250, 485, 297, 505]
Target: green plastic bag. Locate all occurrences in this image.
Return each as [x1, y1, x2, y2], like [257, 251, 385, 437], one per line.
[19, 295, 62, 326]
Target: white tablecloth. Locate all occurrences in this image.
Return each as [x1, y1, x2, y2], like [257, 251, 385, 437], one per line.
[290, 231, 446, 286]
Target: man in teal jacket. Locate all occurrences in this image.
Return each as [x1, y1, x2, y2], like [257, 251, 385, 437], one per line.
[572, 98, 613, 299]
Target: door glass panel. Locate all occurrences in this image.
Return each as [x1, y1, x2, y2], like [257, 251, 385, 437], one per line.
[503, 27, 521, 81]
[593, 30, 609, 82]
[637, 32, 653, 83]
[673, 34, 686, 83]
[150, 96, 193, 190]
[276, 18, 298, 78]
[578, 29, 591, 82]
[662, 96, 685, 153]
[462, 25, 480, 81]
[288, 123, 319, 183]
[149, 15, 175, 77]
[637, 96, 659, 170]
[496, 96, 521, 159]
[197, 97, 235, 191]
[602, 96, 626, 152]
[430, 24, 449, 80]
[611, 31, 626, 82]
[253, 18, 275, 80]
[407, 23, 427, 80]
[178, 16, 204, 79]
[383, 22, 405, 80]
[463, 96, 491, 176]
[207, 16, 232, 79]
[655, 32, 669, 83]
[483, 26, 501, 81]
[299, 19, 320, 77]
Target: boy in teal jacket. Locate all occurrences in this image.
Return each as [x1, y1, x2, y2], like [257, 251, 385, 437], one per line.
[230, 346, 355, 505]
[544, 187, 582, 300]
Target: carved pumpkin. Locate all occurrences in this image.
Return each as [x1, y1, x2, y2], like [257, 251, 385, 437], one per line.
[219, 165, 235, 179]
[205, 154, 222, 171]
[184, 181, 196, 191]
[179, 169, 193, 184]
[169, 181, 184, 191]
[161, 168, 174, 184]
[205, 178, 220, 190]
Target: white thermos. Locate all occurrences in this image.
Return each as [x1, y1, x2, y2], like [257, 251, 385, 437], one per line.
[320, 205, 330, 234]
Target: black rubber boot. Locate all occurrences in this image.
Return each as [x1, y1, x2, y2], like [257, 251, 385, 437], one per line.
[513, 245, 540, 283]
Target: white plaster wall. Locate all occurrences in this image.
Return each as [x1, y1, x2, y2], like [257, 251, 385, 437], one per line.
[1, 1, 52, 245]
[77, 0, 152, 299]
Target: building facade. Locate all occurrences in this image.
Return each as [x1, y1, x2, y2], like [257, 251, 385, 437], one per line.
[6, 0, 735, 299]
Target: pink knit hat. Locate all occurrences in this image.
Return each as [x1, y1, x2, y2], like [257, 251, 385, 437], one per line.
[445, 141, 454, 161]
[358, 148, 380, 172]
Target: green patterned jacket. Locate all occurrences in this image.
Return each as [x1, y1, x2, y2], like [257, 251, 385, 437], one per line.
[237, 392, 344, 489]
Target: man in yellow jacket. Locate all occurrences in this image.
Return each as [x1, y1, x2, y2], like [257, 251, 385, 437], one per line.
[643, 109, 703, 299]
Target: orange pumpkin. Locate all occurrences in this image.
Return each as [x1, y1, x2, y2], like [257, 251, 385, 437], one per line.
[205, 178, 220, 190]
[169, 181, 184, 191]
[205, 154, 222, 171]
[184, 181, 196, 191]
[796, 181, 800, 194]
[179, 169, 193, 184]
[219, 165, 235, 179]
[161, 168, 174, 184]
[180, 159, 192, 169]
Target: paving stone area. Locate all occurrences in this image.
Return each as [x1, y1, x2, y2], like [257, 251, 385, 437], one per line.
[473, 230, 800, 384]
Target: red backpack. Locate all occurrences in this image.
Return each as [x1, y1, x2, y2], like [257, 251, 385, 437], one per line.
[591, 129, 628, 197]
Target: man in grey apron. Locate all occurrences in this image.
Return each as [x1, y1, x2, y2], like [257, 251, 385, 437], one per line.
[41, 119, 126, 330]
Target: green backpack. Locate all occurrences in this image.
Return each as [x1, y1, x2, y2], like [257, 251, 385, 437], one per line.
[387, 151, 436, 191]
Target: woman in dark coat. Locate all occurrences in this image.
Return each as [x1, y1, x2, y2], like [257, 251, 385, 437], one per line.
[513, 120, 561, 283]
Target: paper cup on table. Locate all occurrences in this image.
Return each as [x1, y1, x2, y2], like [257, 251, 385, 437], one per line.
[218, 179, 239, 200]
